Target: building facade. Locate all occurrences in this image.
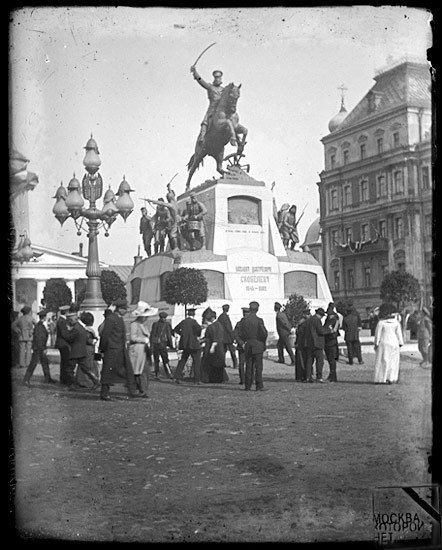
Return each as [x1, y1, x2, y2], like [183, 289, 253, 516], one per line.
[318, 61, 432, 312]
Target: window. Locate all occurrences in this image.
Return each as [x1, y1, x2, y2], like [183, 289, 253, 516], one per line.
[330, 229, 339, 250]
[360, 180, 369, 202]
[393, 132, 400, 148]
[343, 185, 352, 207]
[160, 272, 172, 301]
[345, 227, 352, 242]
[394, 217, 403, 239]
[380, 264, 389, 279]
[379, 220, 387, 237]
[361, 223, 369, 241]
[377, 175, 387, 197]
[393, 170, 403, 194]
[397, 262, 405, 273]
[363, 266, 371, 287]
[343, 150, 349, 165]
[330, 189, 338, 210]
[422, 166, 430, 190]
[330, 155, 336, 169]
[377, 137, 383, 154]
[425, 214, 432, 236]
[347, 269, 354, 290]
[334, 270, 340, 291]
[360, 143, 366, 160]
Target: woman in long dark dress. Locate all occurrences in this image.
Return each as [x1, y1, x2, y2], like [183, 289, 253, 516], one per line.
[201, 310, 229, 383]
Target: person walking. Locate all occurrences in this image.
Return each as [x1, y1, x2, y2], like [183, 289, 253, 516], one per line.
[55, 304, 71, 385]
[98, 298, 140, 401]
[75, 311, 100, 388]
[22, 310, 56, 387]
[201, 310, 228, 383]
[237, 301, 268, 391]
[128, 301, 158, 397]
[304, 308, 329, 383]
[12, 305, 34, 368]
[417, 306, 433, 367]
[150, 311, 174, 379]
[295, 315, 309, 382]
[274, 302, 296, 365]
[342, 308, 364, 365]
[173, 308, 203, 385]
[63, 309, 101, 391]
[374, 303, 404, 384]
[324, 303, 340, 382]
[217, 304, 239, 369]
[233, 307, 250, 385]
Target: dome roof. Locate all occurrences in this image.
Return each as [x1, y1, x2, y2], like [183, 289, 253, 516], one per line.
[302, 217, 321, 248]
[328, 102, 348, 133]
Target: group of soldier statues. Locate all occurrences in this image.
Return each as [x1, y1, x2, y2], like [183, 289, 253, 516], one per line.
[140, 187, 207, 255]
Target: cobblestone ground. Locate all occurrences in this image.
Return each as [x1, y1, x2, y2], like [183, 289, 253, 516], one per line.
[10, 350, 432, 543]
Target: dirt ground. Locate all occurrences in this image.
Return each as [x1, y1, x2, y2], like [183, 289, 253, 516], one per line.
[10, 350, 432, 543]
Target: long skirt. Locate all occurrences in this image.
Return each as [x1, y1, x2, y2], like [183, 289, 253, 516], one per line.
[128, 343, 147, 375]
[374, 343, 400, 383]
[201, 346, 228, 383]
[76, 345, 100, 388]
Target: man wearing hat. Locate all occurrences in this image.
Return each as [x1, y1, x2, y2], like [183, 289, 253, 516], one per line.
[236, 301, 268, 391]
[150, 311, 174, 379]
[218, 304, 239, 370]
[173, 308, 203, 384]
[233, 307, 251, 385]
[274, 302, 296, 365]
[190, 65, 225, 144]
[12, 305, 34, 368]
[99, 298, 139, 401]
[324, 303, 340, 382]
[303, 308, 330, 382]
[342, 307, 364, 365]
[22, 310, 56, 387]
[55, 304, 71, 385]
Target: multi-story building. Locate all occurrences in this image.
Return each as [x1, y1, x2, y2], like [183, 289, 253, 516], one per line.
[318, 60, 432, 312]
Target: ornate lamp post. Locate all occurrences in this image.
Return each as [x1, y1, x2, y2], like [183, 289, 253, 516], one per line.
[53, 135, 134, 309]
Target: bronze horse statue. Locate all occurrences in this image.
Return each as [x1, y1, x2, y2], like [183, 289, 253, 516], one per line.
[186, 83, 248, 190]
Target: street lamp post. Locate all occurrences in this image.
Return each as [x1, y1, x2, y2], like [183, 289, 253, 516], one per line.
[53, 135, 134, 310]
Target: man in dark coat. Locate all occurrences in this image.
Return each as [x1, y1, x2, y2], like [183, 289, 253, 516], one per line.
[274, 302, 296, 365]
[22, 310, 56, 386]
[233, 307, 250, 385]
[99, 299, 140, 401]
[295, 314, 309, 381]
[304, 307, 329, 382]
[237, 301, 268, 391]
[324, 303, 340, 382]
[342, 307, 364, 365]
[55, 304, 71, 385]
[173, 308, 202, 384]
[217, 304, 238, 369]
[150, 311, 174, 379]
[63, 309, 101, 391]
[139, 207, 154, 257]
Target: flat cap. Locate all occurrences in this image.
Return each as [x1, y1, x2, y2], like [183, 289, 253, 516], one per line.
[315, 307, 326, 316]
[159, 311, 168, 318]
[249, 301, 259, 310]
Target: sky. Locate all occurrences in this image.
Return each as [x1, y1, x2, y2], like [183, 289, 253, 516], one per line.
[9, 6, 432, 266]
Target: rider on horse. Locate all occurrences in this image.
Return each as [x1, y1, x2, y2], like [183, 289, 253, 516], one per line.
[191, 66, 225, 145]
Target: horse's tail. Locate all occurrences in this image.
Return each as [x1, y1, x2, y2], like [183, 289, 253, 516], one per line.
[187, 152, 204, 172]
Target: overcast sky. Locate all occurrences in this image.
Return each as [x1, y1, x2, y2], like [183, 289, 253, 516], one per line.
[10, 6, 432, 266]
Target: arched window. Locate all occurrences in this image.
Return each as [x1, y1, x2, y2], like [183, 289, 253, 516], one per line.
[227, 196, 261, 225]
[201, 270, 225, 299]
[284, 271, 317, 299]
[130, 278, 141, 304]
[160, 271, 172, 301]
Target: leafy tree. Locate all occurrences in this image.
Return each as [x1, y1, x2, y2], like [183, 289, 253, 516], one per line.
[43, 279, 72, 312]
[75, 270, 126, 307]
[380, 270, 421, 311]
[283, 293, 311, 327]
[163, 267, 208, 314]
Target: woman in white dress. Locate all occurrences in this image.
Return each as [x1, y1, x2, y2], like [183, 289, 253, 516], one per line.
[374, 303, 404, 384]
[128, 301, 158, 396]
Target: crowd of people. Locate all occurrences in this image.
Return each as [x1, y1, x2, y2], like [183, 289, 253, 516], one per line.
[10, 296, 433, 399]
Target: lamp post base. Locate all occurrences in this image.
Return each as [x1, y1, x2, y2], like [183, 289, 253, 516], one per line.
[81, 276, 107, 310]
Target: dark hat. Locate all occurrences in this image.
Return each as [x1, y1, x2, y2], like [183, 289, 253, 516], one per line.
[222, 304, 230, 310]
[114, 298, 128, 309]
[315, 307, 326, 316]
[274, 302, 282, 309]
[328, 302, 335, 309]
[159, 311, 168, 318]
[249, 301, 259, 310]
[21, 306, 31, 315]
[187, 308, 196, 314]
[38, 310, 47, 318]
[59, 304, 70, 312]
[212, 70, 223, 77]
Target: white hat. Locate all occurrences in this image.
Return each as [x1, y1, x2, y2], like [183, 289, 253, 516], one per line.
[132, 301, 158, 317]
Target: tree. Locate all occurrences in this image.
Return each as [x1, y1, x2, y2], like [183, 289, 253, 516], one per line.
[283, 293, 311, 328]
[380, 270, 421, 311]
[163, 267, 208, 314]
[75, 270, 127, 307]
[43, 279, 72, 312]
